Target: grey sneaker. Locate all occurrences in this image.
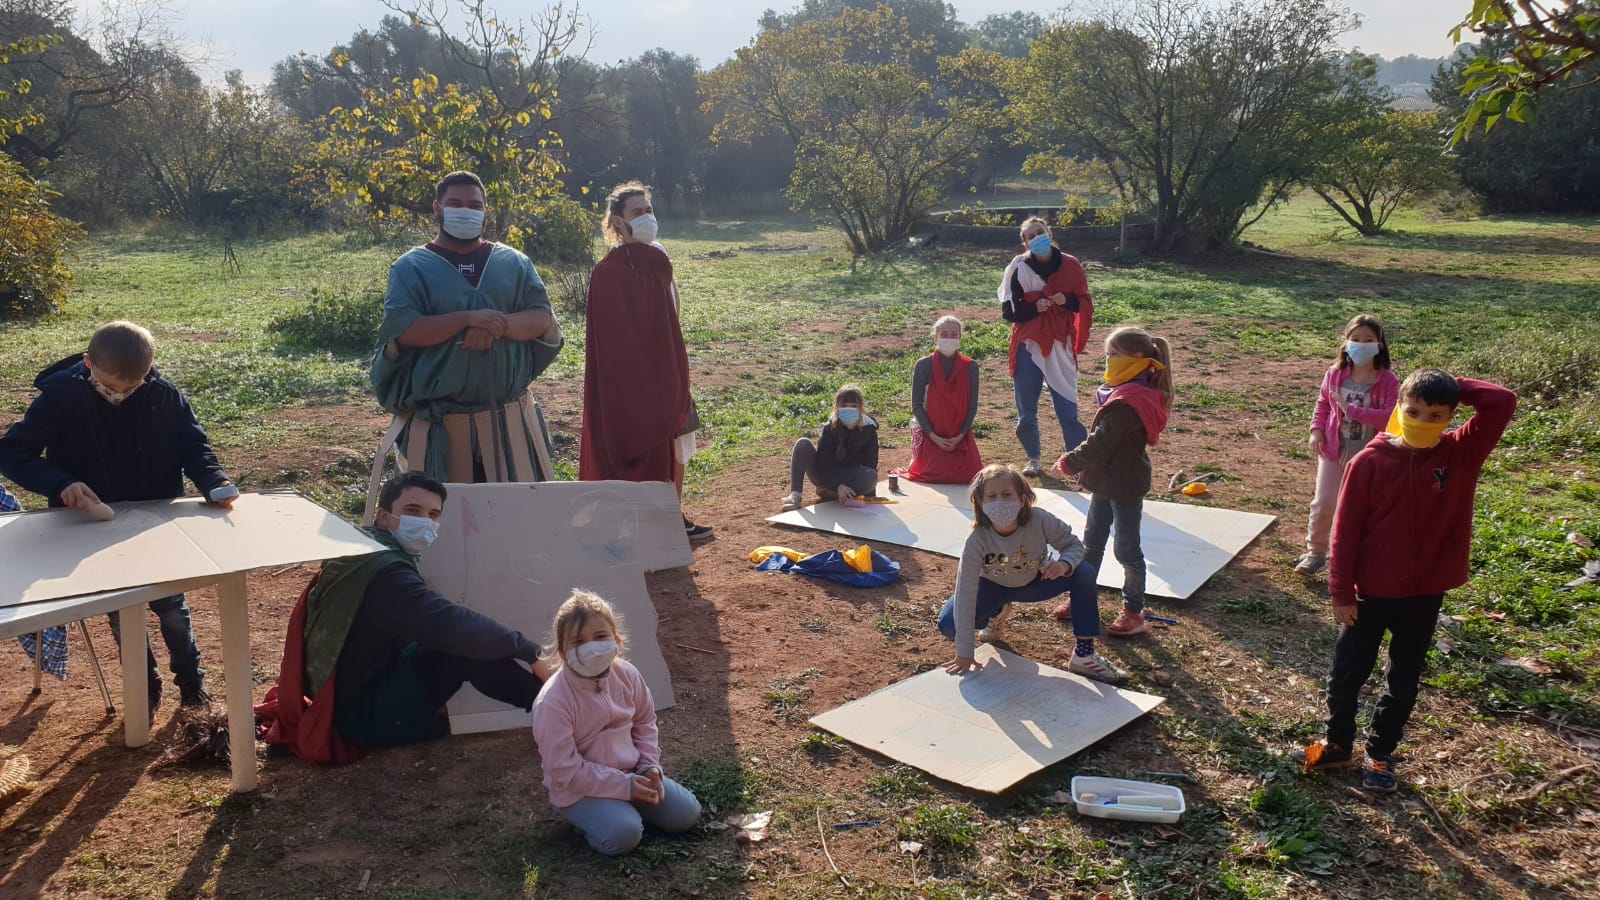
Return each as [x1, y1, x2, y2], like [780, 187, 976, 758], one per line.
[977, 604, 1010, 643]
[1022, 459, 1042, 478]
[1294, 553, 1327, 576]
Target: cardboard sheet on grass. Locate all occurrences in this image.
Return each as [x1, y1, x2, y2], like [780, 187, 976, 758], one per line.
[419, 481, 691, 735]
[0, 492, 384, 607]
[768, 479, 1274, 600]
[810, 644, 1164, 793]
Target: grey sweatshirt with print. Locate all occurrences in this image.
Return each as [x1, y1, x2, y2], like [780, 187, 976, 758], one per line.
[952, 508, 1086, 658]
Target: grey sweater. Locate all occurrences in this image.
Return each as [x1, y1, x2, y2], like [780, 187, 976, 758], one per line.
[952, 508, 1086, 658]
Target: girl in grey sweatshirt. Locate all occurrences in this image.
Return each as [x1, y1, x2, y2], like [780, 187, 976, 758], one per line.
[936, 464, 1126, 683]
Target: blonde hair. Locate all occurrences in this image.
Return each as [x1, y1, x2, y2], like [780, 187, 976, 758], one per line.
[87, 321, 156, 381]
[602, 181, 650, 246]
[550, 588, 627, 656]
[829, 383, 865, 425]
[969, 463, 1035, 530]
[1106, 325, 1174, 409]
[930, 315, 962, 337]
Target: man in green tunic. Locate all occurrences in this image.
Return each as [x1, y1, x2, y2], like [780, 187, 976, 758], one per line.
[366, 171, 564, 522]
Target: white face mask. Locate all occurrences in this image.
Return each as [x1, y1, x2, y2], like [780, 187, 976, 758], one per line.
[90, 373, 141, 406]
[1344, 340, 1380, 366]
[564, 640, 619, 678]
[982, 499, 1022, 529]
[627, 213, 659, 244]
[390, 514, 439, 556]
[936, 337, 961, 356]
[440, 207, 485, 241]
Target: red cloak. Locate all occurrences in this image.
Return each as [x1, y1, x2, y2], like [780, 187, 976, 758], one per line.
[906, 353, 984, 484]
[1007, 253, 1095, 376]
[253, 574, 365, 766]
[578, 243, 691, 483]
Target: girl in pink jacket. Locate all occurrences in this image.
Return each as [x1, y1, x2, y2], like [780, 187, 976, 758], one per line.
[1296, 315, 1400, 576]
[531, 590, 701, 855]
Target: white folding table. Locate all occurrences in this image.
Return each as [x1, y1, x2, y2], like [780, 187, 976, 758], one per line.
[1, 494, 385, 792]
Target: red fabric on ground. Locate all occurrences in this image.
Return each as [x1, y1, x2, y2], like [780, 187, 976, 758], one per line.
[254, 574, 365, 766]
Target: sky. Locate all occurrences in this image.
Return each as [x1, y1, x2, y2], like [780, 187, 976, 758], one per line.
[78, 0, 1471, 84]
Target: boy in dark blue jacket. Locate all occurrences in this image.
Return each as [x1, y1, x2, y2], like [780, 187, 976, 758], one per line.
[0, 321, 236, 712]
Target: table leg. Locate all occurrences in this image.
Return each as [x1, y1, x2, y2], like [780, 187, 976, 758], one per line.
[217, 572, 257, 792]
[119, 604, 149, 747]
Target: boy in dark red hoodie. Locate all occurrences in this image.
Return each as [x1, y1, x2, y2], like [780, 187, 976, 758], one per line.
[1298, 370, 1516, 791]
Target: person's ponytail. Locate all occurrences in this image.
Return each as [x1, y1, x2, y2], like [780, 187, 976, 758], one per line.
[1150, 335, 1174, 409]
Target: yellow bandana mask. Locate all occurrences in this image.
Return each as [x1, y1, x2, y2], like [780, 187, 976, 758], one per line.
[1104, 356, 1164, 387]
[1385, 407, 1450, 449]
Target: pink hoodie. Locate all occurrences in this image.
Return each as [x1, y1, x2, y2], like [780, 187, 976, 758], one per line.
[530, 658, 661, 808]
[1310, 365, 1399, 461]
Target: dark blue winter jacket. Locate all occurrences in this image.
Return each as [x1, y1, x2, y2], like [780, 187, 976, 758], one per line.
[0, 354, 229, 506]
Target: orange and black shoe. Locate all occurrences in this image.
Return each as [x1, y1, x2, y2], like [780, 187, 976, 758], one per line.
[1291, 739, 1356, 773]
[1362, 754, 1400, 792]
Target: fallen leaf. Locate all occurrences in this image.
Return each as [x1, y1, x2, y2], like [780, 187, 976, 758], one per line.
[899, 840, 923, 855]
[1047, 790, 1075, 805]
[1435, 637, 1456, 655]
[1568, 532, 1594, 549]
[1496, 656, 1555, 675]
[727, 811, 772, 843]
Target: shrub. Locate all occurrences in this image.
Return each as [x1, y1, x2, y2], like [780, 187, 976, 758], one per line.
[0, 155, 85, 321]
[520, 196, 599, 267]
[267, 285, 384, 355]
[543, 264, 591, 324]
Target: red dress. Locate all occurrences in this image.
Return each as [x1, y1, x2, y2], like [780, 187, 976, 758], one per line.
[905, 353, 984, 484]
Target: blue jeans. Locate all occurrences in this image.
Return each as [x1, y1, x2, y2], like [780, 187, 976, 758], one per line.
[1013, 350, 1087, 460]
[557, 776, 703, 856]
[937, 563, 1102, 639]
[107, 594, 204, 695]
[1083, 495, 1146, 613]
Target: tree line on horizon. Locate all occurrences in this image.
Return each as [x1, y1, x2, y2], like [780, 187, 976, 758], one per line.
[0, 0, 1596, 319]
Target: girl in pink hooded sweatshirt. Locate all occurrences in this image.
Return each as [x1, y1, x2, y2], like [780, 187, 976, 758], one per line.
[531, 590, 701, 856]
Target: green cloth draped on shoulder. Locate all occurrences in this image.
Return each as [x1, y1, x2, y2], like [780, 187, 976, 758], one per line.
[370, 244, 561, 417]
[302, 527, 414, 696]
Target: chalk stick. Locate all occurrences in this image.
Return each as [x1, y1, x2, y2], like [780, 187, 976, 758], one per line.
[86, 502, 115, 522]
[1112, 794, 1180, 810]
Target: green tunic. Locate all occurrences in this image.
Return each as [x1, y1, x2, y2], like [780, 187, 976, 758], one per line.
[369, 243, 563, 481]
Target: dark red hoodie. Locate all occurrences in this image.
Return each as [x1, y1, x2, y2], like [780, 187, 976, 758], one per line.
[1328, 379, 1517, 607]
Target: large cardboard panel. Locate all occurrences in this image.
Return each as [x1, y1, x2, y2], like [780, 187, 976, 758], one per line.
[810, 644, 1164, 793]
[767, 479, 1274, 600]
[423, 481, 691, 734]
[1, 493, 385, 607]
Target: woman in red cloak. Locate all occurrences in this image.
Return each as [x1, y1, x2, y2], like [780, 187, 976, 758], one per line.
[578, 182, 712, 541]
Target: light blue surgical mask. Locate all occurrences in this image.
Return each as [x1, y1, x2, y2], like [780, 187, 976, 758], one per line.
[836, 407, 861, 427]
[1028, 232, 1053, 256]
[440, 208, 485, 241]
[1345, 341, 1380, 366]
[391, 514, 439, 556]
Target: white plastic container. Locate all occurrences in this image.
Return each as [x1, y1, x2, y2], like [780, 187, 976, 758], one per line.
[1070, 776, 1187, 824]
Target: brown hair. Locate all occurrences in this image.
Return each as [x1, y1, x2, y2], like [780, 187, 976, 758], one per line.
[968, 463, 1035, 530]
[550, 588, 627, 656]
[1106, 325, 1174, 409]
[602, 181, 650, 245]
[1019, 215, 1050, 248]
[86, 321, 156, 381]
[828, 383, 865, 426]
[1338, 314, 1391, 370]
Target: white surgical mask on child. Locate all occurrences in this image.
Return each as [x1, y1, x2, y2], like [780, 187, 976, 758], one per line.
[392, 515, 439, 556]
[1345, 341, 1380, 366]
[565, 640, 619, 678]
[982, 500, 1022, 528]
[936, 337, 961, 356]
[837, 407, 861, 426]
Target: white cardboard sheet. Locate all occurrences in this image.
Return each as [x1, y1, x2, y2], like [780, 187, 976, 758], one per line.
[422, 481, 691, 734]
[810, 644, 1164, 793]
[767, 480, 1274, 599]
[0, 492, 385, 607]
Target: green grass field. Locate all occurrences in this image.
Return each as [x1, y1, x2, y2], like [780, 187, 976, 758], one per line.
[1, 196, 1597, 898]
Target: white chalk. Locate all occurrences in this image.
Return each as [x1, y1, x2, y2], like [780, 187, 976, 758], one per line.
[86, 502, 115, 522]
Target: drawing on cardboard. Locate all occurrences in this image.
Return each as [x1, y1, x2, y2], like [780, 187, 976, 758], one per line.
[768, 479, 1274, 600]
[809, 644, 1164, 793]
[0, 493, 385, 607]
[419, 481, 692, 735]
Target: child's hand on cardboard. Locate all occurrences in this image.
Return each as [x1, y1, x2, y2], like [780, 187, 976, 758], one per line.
[59, 481, 103, 510]
[944, 656, 981, 675]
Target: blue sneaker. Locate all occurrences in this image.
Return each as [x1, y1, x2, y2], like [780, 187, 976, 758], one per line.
[1363, 754, 1399, 792]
